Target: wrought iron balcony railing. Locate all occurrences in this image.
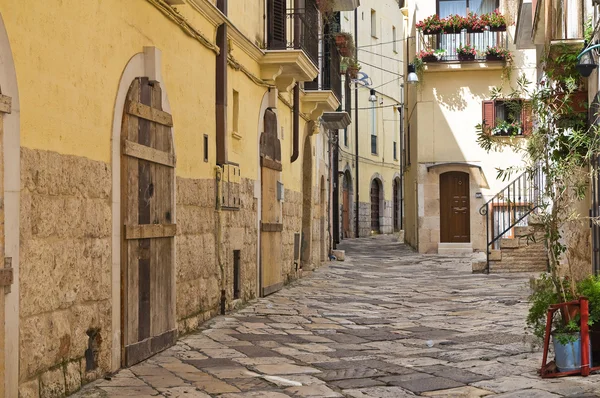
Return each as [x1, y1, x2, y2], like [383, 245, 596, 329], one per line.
[267, 2, 320, 65]
[418, 30, 508, 62]
[305, 37, 342, 102]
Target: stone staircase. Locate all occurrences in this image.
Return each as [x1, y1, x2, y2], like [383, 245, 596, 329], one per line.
[473, 216, 548, 273]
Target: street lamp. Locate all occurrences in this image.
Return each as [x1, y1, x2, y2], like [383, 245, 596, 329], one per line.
[407, 64, 419, 84]
[368, 89, 377, 102]
[577, 41, 600, 78]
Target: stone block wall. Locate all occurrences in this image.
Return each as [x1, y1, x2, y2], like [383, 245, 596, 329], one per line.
[176, 177, 258, 334]
[358, 202, 371, 237]
[19, 148, 112, 397]
[357, 201, 393, 237]
[282, 189, 302, 282]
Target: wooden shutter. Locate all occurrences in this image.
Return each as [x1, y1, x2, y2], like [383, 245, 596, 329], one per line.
[482, 100, 495, 133]
[268, 0, 287, 49]
[521, 100, 533, 136]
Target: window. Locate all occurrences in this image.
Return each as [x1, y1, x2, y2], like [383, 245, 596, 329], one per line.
[482, 99, 531, 136]
[438, 0, 498, 18]
[393, 26, 397, 53]
[393, 142, 397, 160]
[203, 134, 209, 162]
[371, 135, 377, 155]
[371, 9, 377, 38]
[232, 89, 239, 135]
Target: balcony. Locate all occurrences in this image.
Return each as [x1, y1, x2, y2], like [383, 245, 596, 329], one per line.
[305, 37, 343, 102]
[267, 3, 320, 65]
[418, 30, 509, 63]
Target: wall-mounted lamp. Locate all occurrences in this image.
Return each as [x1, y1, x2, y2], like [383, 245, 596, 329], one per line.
[577, 41, 600, 78]
[368, 89, 377, 103]
[407, 64, 419, 84]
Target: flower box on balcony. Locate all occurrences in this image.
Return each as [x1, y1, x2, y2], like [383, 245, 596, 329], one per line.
[489, 25, 507, 32]
[416, 15, 443, 35]
[422, 55, 438, 62]
[458, 54, 476, 61]
[486, 55, 505, 61]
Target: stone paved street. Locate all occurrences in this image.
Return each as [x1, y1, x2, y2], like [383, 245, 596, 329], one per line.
[76, 236, 600, 397]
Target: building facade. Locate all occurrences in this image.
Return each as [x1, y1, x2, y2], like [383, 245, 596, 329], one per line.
[404, 0, 537, 255]
[336, 0, 406, 241]
[0, 0, 358, 396]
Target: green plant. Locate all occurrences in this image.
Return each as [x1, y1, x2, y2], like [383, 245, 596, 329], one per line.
[335, 32, 355, 57]
[465, 12, 485, 32]
[443, 14, 467, 33]
[457, 44, 477, 57]
[584, 16, 594, 43]
[577, 276, 600, 326]
[478, 74, 600, 343]
[416, 14, 443, 34]
[485, 46, 512, 61]
[413, 56, 425, 85]
[481, 9, 507, 29]
[493, 119, 521, 136]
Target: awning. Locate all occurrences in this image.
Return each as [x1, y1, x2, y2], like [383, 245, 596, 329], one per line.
[426, 162, 483, 172]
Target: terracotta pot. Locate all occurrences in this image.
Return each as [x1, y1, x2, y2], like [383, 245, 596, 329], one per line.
[561, 304, 580, 325]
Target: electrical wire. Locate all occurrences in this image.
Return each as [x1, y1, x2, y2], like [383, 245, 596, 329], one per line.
[357, 38, 408, 49]
[354, 103, 401, 110]
[359, 48, 406, 63]
[338, 145, 401, 170]
[371, 76, 402, 89]
[357, 60, 403, 76]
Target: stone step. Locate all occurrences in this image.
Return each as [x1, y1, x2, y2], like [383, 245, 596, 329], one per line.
[489, 249, 502, 261]
[438, 242, 473, 255]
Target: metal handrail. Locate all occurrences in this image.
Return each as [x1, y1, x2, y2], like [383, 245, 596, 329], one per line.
[478, 165, 545, 273]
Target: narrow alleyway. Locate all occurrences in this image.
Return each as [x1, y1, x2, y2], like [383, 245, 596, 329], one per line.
[77, 236, 600, 397]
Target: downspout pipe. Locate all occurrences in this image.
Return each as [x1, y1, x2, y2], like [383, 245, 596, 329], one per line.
[216, 0, 228, 165]
[354, 8, 359, 237]
[291, 84, 300, 163]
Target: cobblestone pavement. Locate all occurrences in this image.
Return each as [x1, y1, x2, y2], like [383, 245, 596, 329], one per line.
[76, 236, 600, 397]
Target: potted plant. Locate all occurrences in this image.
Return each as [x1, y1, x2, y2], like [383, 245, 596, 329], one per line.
[457, 44, 477, 61]
[340, 58, 349, 75]
[465, 12, 485, 33]
[335, 32, 355, 57]
[416, 14, 443, 35]
[347, 59, 361, 79]
[481, 9, 507, 32]
[418, 49, 437, 63]
[492, 119, 521, 136]
[443, 14, 466, 34]
[476, 73, 600, 375]
[485, 46, 512, 62]
[578, 276, 600, 364]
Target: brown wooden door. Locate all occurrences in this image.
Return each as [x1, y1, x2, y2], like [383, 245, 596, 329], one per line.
[440, 171, 470, 243]
[260, 109, 283, 296]
[121, 77, 176, 367]
[342, 180, 350, 238]
[393, 179, 399, 231]
[370, 180, 380, 233]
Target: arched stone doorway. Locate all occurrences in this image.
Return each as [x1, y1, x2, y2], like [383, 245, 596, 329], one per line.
[301, 135, 312, 269]
[342, 170, 352, 238]
[393, 177, 401, 232]
[260, 108, 283, 295]
[440, 171, 470, 242]
[370, 178, 382, 234]
[120, 77, 177, 366]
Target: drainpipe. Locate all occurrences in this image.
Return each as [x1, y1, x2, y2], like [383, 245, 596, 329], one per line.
[332, 130, 340, 247]
[216, 0, 227, 313]
[291, 84, 300, 163]
[354, 8, 359, 238]
[398, 105, 404, 231]
[216, 0, 228, 165]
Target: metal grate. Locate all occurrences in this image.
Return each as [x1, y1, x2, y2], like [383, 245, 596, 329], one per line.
[419, 30, 508, 62]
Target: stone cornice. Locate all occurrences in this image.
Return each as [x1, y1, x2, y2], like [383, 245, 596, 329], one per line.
[187, 0, 265, 62]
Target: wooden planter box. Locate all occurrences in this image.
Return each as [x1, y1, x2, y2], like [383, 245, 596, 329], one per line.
[421, 55, 438, 62]
[486, 55, 505, 62]
[458, 54, 475, 61]
[489, 25, 507, 32]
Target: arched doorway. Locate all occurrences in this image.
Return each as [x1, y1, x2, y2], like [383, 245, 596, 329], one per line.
[301, 135, 312, 269]
[393, 177, 401, 232]
[342, 171, 352, 238]
[260, 109, 283, 296]
[370, 179, 381, 233]
[440, 171, 470, 242]
[121, 77, 177, 366]
[320, 175, 326, 262]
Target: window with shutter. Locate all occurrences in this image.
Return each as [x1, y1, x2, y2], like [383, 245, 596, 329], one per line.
[521, 101, 533, 135]
[268, 0, 287, 49]
[482, 100, 495, 133]
[482, 99, 529, 136]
